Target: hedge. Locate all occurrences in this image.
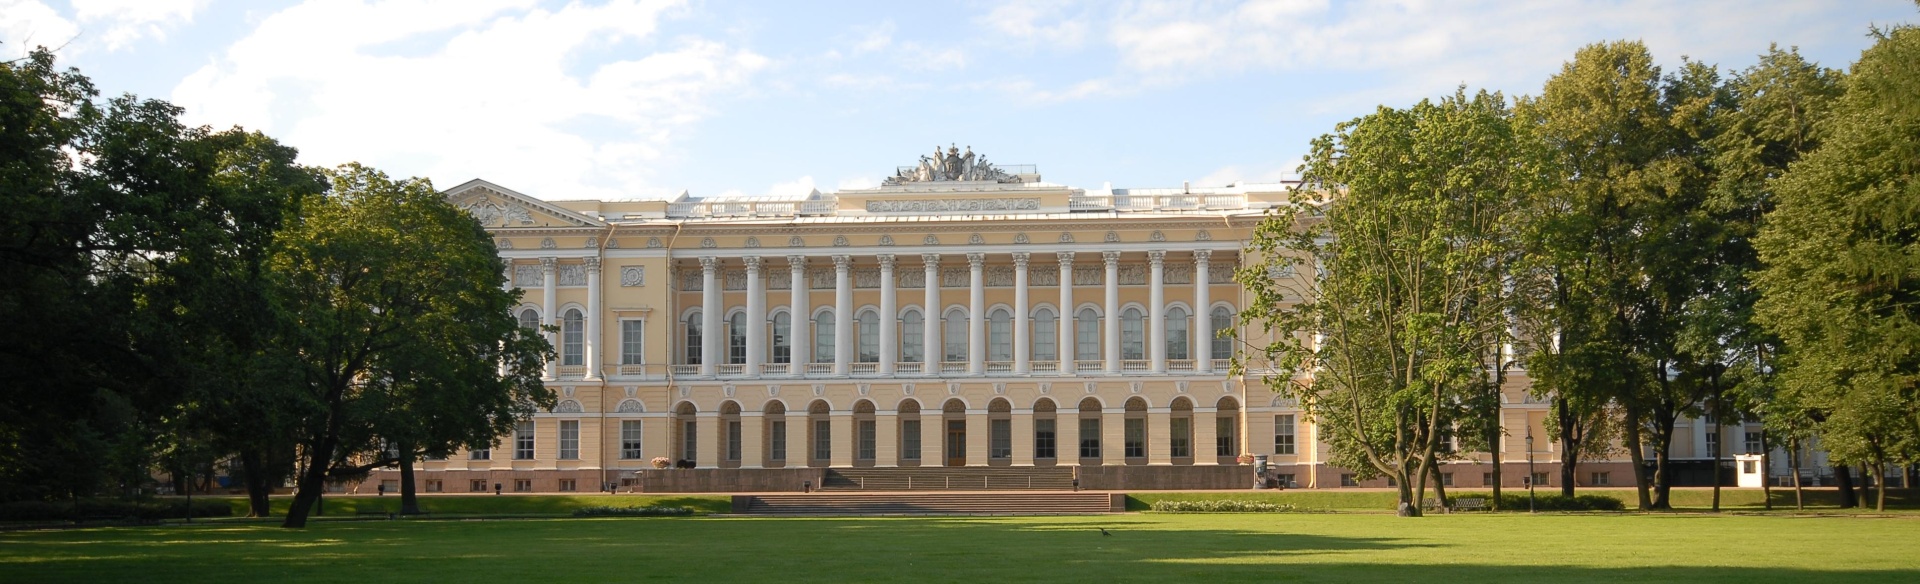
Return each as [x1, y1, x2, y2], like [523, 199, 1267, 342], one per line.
[1149, 499, 1298, 513]
[0, 498, 234, 522]
[571, 505, 697, 517]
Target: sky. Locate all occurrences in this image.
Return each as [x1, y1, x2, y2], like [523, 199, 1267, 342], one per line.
[5, 0, 1915, 201]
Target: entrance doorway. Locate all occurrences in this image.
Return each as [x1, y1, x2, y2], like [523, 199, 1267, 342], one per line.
[946, 420, 966, 466]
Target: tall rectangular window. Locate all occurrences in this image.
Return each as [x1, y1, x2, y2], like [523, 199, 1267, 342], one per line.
[682, 421, 697, 462]
[770, 420, 786, 461]
[1120, 312, 1145, 360]
[813, 420, 832, 462]
[858, 420, 876, 460]
[1033, 311, 1057, 361]
[726, 420, 742, 461]
[1079, 418, 1101, 459]
[1170, 417, 1191, 458]
[1705, 432, 1719, 457]
[620, 421, 643, 459]
[558, 420, 579, 460]
[771, 314, 791, 364]
[1745, 431, 1762, 455]
[1274, 414, 1296, 455]
[562, 311, 583, 365]
[902, 420, 921, 460]
[514, 421, 534, 460]
[1124, 418, 1145, 458]
[990, 419, 1011, 459]
[988, 313, 1011, 361]
[944, 312, 967, 362]
[1034, 418, 1056, 459]
[621, 320, 645, 365]
[1217, 416, 1238, 456]
[728, 315, 747, 364]
[858, 314, 879, 363]
[1075, 311, 1100, 361]
[1210, 308, 1233, 361]
[902, 314, 924, 363]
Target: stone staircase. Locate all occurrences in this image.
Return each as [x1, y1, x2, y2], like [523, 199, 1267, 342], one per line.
[733, 492, 1121, 515]
[821, 467, 1076, 491]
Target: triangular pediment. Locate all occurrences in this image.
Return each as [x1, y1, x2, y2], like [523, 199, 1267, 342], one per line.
[443, 179, 605, 229]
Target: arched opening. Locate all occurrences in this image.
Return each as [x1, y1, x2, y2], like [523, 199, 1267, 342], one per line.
[988, 398, 1013, 466]
[1166, 306, 1190, 361]
[1077, 398, 1103, 464]
[1210, 306, 1235, 364]
[1032, 398, 1058, 465]
[1031, 307, 1058, 363]
[562, 308, 584, 366]
[728, 312, 747, 365]
[1124, 397, 1149, 465]
[683, 311, 702, 365]
[1216, 396, 1242, 465]
[857, 310, 879, 363]
[518, 308, 540, 332]
[853, 400, 877, 466]
[988, 308, 1012, 362]
[898, 399, 923, 467]
[771, 311, 792, 364]
[1169, 397, 1195, 464]
[813, 310, 835, 363]
[901, 309, 925, 364]
[764, 401, 788, 467]
[674, 402, 698, 467]
[942, 398, 967, 467]
[719, 401, 742, 468]
[942, 308, 967, 364]
[1120, 307, 1146, 361]
[807, 400, 831, 467]
[1075, 308, 1101, 363]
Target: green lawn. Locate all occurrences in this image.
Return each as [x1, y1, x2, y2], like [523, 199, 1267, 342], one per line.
[4, 512, 1917, 582]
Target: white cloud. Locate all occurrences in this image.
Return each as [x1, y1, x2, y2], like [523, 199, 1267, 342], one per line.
[981, 1, 1090, 48]
[0, 1, 79, 57]
[767, 175, 817, 198]
[1, 0, 203, 56]
[170, 0, 766, 200]
[835, 176, 877, 191]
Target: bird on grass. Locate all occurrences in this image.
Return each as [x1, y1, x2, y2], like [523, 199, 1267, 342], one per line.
[1098, 527, 1112, 536]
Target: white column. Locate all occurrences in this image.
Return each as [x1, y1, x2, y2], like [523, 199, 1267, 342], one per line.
[1057, 252, 1075, 375]
[923, 254, 941, 369]
[878, 254, 898, 375]
[700, 256, 720, 377]
[1012, 252, 1030, 374]
[541, 257, 558, 380]
[1103, 251, 1121, 374]
[1148, 250, 1167, 374]
[967, 252, 986, 375]
[787, 256, 810, 370]
[833, 254, 853, 375]
[744, 256, 765, 377]
[1194, 249, 1213, 373]
[585, 257, 602, 379]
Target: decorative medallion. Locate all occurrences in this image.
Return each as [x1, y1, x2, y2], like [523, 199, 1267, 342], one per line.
[923, 234, 940, 245]
[541, 237, 557, 249]
[1038, 382, 1051, 394]
[746, 236, 761, 248]
[1196, 229, 1213, 242]
[1014, 233, 1030, 244]
[496, 238, 513, 249]
[585, 236, 599, 248]
[1149, 230, 1166, 242]
[788, 235, 805, 247]
[1104, 230, 1120, 243]
[620, 266, 645, 287]
[723, 385, 736, 397]
[647, 236, 663, 248]
[1059, 233, 1075, 243]
[879, 235, 895, 246]
[1130, 382, 1143, 394]
[903, 383, 915, 395]
[812, 384, 825, 396]
[700, 237, 717, 248]
[606, 238, 620, 249]
[968, 233, 985, 245]
[833, 235, 849, 247]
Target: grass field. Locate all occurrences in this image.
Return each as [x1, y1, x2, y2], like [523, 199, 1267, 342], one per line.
[4, 512, 1918, 583]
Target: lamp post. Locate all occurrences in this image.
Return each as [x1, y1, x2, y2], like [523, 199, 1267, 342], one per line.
[1525, 428, 1536, 514]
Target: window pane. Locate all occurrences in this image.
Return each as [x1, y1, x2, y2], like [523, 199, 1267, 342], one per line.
[685, 313, 702, 365]
[1124, 417, 1145, 458]
[902, 311, 924, 363]
[1211, 308, 1233, 359]
[1170, 417, 1191, 458]
[772, 313, 791, 364]
[727, 421, 742, 461]
[990, 419, 1011, 459]
[989, 310, 1011, 361]
[770, 420, 786, 461]
[1079, 418, 1101, 458]
[858, 312, 878, 363]
[815, 312, 834, 363]
[1076, 309, 1100, 361]
[1121, 308, 1144, 360]
[515, 421, 535, 460]
[728, 313, 746, 364]
[902, 420, 921, 460]
[1034, 418, 1056, 459]
[559, 420, 579, 460]
[1217, 416, 1237, 456]
[1274, 414, 1295, 455]
[944, 310, 967, 362]
[1032, 309, 1057, 361]
[814, 420, 832, 461]
[620, 420, 643, 459]
[621, 320, 644, 365]
[562, 309, 584, 365]
[682, 420, 697, 461]
[519, 309, 540, 331]
[1166, 307, 1189, 360]
[858, 420, 876, 460]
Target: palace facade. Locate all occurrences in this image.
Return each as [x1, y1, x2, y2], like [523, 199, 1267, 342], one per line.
[377, 151, 1783, 494]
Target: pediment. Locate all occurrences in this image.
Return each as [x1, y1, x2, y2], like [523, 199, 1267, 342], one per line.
[443, 179, 605, 229]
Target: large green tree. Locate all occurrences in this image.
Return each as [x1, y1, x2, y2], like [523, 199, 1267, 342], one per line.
[271, 164, 551, 528]
[1246, 89, 1520, 516]
[1755, 24, 1920, 512]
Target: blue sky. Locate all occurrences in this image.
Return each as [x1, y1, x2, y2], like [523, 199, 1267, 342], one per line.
[6, 1, 1914, 201]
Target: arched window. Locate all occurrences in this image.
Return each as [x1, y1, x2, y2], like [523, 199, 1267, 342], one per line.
[988, 308, 1012, 361]
[518, 308, 540, 332]
[1166, 306, 1190, 360]
[684, 311, 702, 365]
[1210, 307, 1234, 360]
[857, 310, 879, 363]
[562, 309, 584, 365]
[771, 311, 791, 364]
[1075, 308, 1100, 361]
[943, 308, 967, 362]
[814, 310, 834, 363]
[901, 310, 925, 363]
[1032, 307, 1057, 361]
[1121, 307, 1145, 360]
[728, 312, 747, 364]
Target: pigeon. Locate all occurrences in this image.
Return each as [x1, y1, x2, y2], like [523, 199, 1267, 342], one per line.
[1099, 528, 1112, 536]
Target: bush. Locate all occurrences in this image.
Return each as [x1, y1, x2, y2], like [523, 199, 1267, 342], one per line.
[0, 498, 233, 522]
[1149, 499, 1297, 513]
[1455, 493, 1623, 512]
[571, 505, 695, 517]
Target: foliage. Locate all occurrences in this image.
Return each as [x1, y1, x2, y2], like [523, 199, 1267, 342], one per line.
[1148, 499, 1297, 513]
[571, 505, 697, 517]
[0, 498, 233, 522]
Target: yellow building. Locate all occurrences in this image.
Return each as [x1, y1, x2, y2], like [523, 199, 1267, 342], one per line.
[378, 150, 1760, 494]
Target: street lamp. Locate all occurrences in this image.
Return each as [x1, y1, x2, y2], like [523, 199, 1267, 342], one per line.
[1525, 428, 1536, 513]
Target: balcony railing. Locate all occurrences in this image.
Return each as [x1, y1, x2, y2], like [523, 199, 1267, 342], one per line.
[1075, 360, 1103, 372]
[762, 363, 789, 375]
[1168, 360, 1195, 372]
[1122, 359, 1150, 372]
[556, 365, 587, 378]
[940, 361, 968, 374]
[851, 362, 878, 375]
[986, 362, 1013, 373]
[1067, 193, 1250, 212]
[806, 363, 834, 375]
[1211, 359, 1232, 371]
[670, 364, 698, 376]
[717, 364, 744, 376]
[665, 199, 839, 219]
[1032, 361, 1058, 373]
[896, 362, 923, 374]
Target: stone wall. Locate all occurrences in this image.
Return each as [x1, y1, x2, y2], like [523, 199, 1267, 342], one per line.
[640, 468, 824, 493]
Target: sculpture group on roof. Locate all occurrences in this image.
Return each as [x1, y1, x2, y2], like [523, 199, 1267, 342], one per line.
[884, 144, 1021, 185]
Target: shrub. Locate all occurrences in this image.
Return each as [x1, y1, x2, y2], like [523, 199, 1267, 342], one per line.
[1150, 499, 1296, 513]
[571, 505, 695, 517]
[1447, 493, 1623, 512]
[0, 498, 233, 522]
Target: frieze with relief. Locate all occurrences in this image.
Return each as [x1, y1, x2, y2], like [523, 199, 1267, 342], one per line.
[620, 266, 645, 287]
[1073, 266, 1103, 286]
[559, 265, 586, 286]
[898, 269, 925, 288]
[514, 266, 542, 287]
[1030, 269, 1059, 287]
[1209, 263, 1237, 284]
[985, 266, 1015, 287]
[866, 198, 1040, 213]
[460, 197, 536, 227]
[724, 269, 746, 291]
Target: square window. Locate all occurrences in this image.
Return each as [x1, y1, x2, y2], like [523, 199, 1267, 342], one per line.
[513, 479, 531, 492]
[901, 420, 920, 461]
[1592, 472, 1610, 486]
[470, 448, 490, 461]
[426, 480, 442, 493]
[1340, 474, 1357, 487]
[558, 479, 576, 492]
[470, 479, 487, 493]
[1531, 472, 1550, 487]
[1441, 472, 1453, 487]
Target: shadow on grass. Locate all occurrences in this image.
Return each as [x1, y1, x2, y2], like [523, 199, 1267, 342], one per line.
[2, 516, 1916, 583]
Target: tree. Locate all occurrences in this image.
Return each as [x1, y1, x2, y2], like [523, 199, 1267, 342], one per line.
[270, 164, 551, 528]
[1246, 88, 1520, 517]
[1755, 24, 1920, 513]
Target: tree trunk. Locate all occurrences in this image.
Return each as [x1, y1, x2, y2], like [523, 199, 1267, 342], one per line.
[282, 436, 339, 528]
[1710, 414, 1722, 512]
[1835, 465, 1856, 509]
[239, 448, 274, 518]
[1759, 429, 1772, 511]
[1395, 471, 1421, 517]
[1874, 462, 1887, 512]
[399, 445, 421, 515]
[1429, 458, 1451, 512]
[1649, 407, 1676, 510]
[1622, 402, 1652, 510]
[1788, 437, 1803, 511]
[1857, 464, 1872, 508]
[1488, 421, 1503, 511]
[1555, 396, 1578, 498]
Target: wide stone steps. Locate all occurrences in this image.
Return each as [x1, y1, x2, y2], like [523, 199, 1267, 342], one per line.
[821, 467, 1076, 491]
[735, 492, 1120, 515]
